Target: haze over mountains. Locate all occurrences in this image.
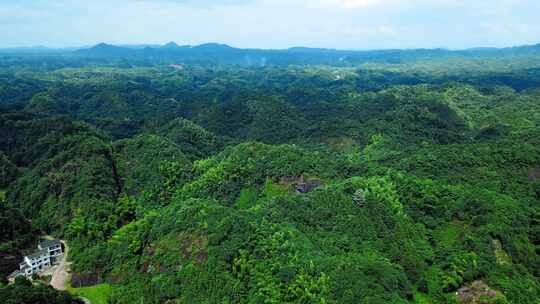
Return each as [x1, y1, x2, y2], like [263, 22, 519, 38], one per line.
[1, 41, 540, 66]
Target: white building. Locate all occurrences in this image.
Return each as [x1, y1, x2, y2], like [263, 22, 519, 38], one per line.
[38, 239, 63, 263]
[8, 239, 63, 282]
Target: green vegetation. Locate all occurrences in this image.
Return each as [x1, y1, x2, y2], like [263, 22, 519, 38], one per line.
[0, 277, 81, 304]
[0, 50, 539, 303]
[68, 283, 113, 304]
[0, 200, 37, 281]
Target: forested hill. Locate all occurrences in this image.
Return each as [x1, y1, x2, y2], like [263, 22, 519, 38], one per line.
[1, 42, 540, 66]
[0, 50, 539, 304]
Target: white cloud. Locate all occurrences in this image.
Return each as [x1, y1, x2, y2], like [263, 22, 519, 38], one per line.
[482, 23, 540, 34]
[318, 0, 383, 9]
[132, 0, 255, 8]
[337, 25, 395, 36]
[0, 0, 539, 49]
[343, 0, 381, 8]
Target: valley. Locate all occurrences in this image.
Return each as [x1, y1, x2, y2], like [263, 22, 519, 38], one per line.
[0, 44, 539, 304]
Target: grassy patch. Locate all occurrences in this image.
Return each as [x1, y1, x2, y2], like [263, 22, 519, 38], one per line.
[413, 292, 435, 304]
[0, 190, 6, 202]
[261, 179, 289, 198]
[68, 283, 113, 304]
[235, 187, 259, 209]
[235, 180, 290, 210]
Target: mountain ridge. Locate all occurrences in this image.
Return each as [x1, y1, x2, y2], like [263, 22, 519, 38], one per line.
[3, 41, 540, 52]
[2, 41, 540, 66]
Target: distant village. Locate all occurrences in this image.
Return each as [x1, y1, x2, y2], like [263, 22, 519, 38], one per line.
[8, 239, 63, 282]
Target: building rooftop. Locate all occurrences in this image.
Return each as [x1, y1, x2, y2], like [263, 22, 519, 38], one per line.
[39, 239, 61, 249]
[27, 249, 49, 259]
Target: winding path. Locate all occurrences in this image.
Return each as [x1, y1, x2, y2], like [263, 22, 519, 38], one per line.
[50, 240, 70, 290]
[47, 241, 91, 303]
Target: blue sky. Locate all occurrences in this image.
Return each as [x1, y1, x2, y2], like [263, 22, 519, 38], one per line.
[1, 0, 539, 49]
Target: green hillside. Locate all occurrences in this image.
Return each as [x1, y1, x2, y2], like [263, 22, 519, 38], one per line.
[0, 52, 539, 303]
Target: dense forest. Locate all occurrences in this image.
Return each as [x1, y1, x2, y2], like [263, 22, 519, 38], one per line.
[0, 44, 539, 303]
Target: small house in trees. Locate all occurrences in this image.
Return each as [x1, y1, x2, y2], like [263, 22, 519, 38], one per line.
[7, 239, 63, 282]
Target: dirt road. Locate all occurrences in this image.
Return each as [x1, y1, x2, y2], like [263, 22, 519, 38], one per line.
[50, 240, 70, 290]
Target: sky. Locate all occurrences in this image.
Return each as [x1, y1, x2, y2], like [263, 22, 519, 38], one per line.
[1, 0, 540, 50]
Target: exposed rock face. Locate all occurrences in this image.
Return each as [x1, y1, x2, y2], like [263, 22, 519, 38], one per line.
[71, 272, 102, 288]
[353, 189, 366, 206]
[528, 167, 540, 199]
[456, 280, 506, 304]
[528, 167, 540, 181]
[279, 174, 323, 193]
[492, 239, 511, 265]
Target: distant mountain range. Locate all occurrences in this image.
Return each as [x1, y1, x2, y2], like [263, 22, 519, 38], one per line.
[1, 42, 539, 66]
